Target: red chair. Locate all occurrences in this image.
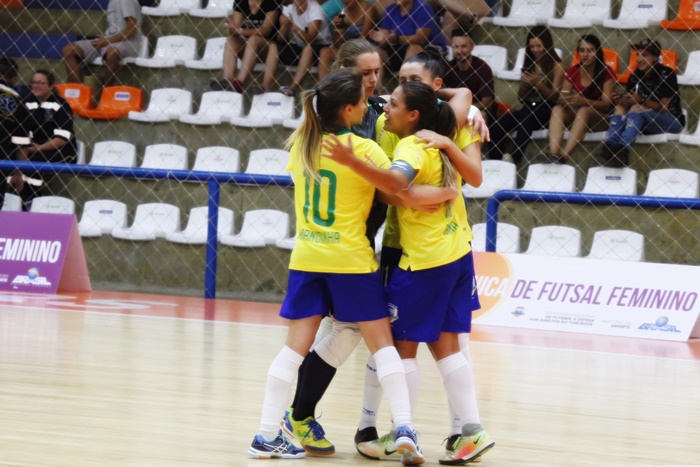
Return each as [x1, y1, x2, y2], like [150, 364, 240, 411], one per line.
[661, 0, 700, 30]
[54, 83, 93, 115]
[0, 0, 23, 7]
[617, 49, 678, 84]
[79, 86, 143, 120]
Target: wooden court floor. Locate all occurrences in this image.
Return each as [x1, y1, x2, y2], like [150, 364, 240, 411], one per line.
[0, 291, 698, 467]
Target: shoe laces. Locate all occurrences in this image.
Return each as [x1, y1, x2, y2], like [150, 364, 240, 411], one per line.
[304, 419, 326, 441]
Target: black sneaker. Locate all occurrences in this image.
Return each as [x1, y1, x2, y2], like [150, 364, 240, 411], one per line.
[209, 78, 224, 91]
[607, 145, 630, 168]
[445, 434, 460, 452]
[594, 144, 613, 166]
[354, 426, 378, 446]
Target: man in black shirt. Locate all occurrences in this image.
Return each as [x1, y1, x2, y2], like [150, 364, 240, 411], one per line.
[11, 69, 77, 209]
[0, 57, 22, 209]
[597, 39, 684, 167]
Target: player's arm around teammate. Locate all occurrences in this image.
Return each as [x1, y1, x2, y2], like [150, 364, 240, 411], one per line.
[248, 68, 424, 466]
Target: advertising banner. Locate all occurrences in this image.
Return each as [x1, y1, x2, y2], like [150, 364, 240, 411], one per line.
[0, 212, 90, 294]
[472, 252, 700, 342]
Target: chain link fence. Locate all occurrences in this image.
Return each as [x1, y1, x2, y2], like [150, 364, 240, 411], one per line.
[2, 0, 699, 301]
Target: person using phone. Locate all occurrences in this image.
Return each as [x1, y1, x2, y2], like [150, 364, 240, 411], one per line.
[487, 26, 565, 165]
[595, 39, 684, 167]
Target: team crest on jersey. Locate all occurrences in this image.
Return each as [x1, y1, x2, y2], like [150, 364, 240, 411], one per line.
[0, 94, 17, 116]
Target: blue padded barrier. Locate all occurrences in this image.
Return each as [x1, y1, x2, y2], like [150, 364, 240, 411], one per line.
[0, 33, 77, 59]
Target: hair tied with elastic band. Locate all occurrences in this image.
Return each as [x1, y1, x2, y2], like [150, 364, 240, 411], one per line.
[314, 87, 320, 97]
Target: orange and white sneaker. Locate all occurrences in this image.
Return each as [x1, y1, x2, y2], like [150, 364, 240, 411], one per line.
[439, 424, 494, 465]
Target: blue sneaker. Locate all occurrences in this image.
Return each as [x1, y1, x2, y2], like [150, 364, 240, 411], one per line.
[248, 431, 306, 459]
[394, 425, 425, 466]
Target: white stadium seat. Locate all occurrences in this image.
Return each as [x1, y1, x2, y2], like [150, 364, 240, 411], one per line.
[188, 0, 231, 18]
[548, 0, 611, 28]
[29, 196, 75, 215]
[230, 92, 295, 128]
[587, 229, 645, 262]
[521, 163, 576, 192]
[1, 193, 22, 212]
[677, 51, 700, 85]
[603, 0, 667, 29]
[128, 88, 192, 123]
[581, 167, 637, 195]
[141, 144, 189, 170]
[142, 0, 200, 16]
[185, 36, 227, 70]
[471, 45, 508, 75]
[112, 203, 181, 241]
[462, 160, 517, 198]
[134, 35, 197, 68]
[192, 146, 241, 173]
[245, 149, 291, 176]
[220, 209, 290, 248]
[89, 141, 137, 167]
[642, 169, 699, 198]
[179, 91, 243, 125]
[525, 225, 582, 257]
[492, 0, 556, 27]
[76, 140, 85, 165]
[166, 206, 234, 244]
[471, 222, 521, 253]
[680, 119, 700, 146]
[275, 235, 296, 250]
[78, 200, 128, 237]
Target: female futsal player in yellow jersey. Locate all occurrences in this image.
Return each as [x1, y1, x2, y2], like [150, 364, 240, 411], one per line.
[248, 68, 428, 465]
[324, 81, 494, 465]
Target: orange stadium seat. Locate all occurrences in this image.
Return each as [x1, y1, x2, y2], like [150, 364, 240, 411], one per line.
[0, 0, 24, 7]
[661, 0, 700, 30]
[571, 48, 620, 74]
[79, 86, 143, 120]
[617, 49, 678, 84]
[495, 101, 512, 117]
[54, 83, 93, 115]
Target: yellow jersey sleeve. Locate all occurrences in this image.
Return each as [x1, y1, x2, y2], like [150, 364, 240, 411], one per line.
[376, 113, 400, 160]
[454, 126, 481, 150]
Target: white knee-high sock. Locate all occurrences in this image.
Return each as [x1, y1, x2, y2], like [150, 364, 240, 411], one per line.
[259, 345, 304, 440]
[402, 358, 420, 420]
[458, 333, 472, 365]
[358, 354, 384, 430]
[374, 346, 412, 428]
[438, 352, 480, 436]
[445, 333, 480, 434]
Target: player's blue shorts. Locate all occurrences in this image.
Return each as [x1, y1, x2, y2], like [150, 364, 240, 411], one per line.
[280, 270, 389, 322]
[388, 252, 479, 343]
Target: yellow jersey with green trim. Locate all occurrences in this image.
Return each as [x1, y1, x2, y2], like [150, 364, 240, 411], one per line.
[286, 132, 391, 273]
[381, 125, 480, 250]
[392, 135, 472, 271]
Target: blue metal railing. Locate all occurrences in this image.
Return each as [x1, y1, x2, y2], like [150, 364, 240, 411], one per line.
[0, 161, 293, 299]
[485, 190, 700, 252]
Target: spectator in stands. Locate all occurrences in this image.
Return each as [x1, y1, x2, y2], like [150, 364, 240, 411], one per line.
[367, 0, 447, 87]
[543, 34, 615, 164]
[487, 26, 564, 165]
[595, 39, 685, 167]
[331, 0, 371, 46]
[270, 0, 335, 96]
[11, 70, 77, 210]
[62, 0, 143, 87]
[442, 30, 495, 123]
[210, 0, 281, 94]
[0, 57, 22, 208]
[361, 0, 490, 40]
